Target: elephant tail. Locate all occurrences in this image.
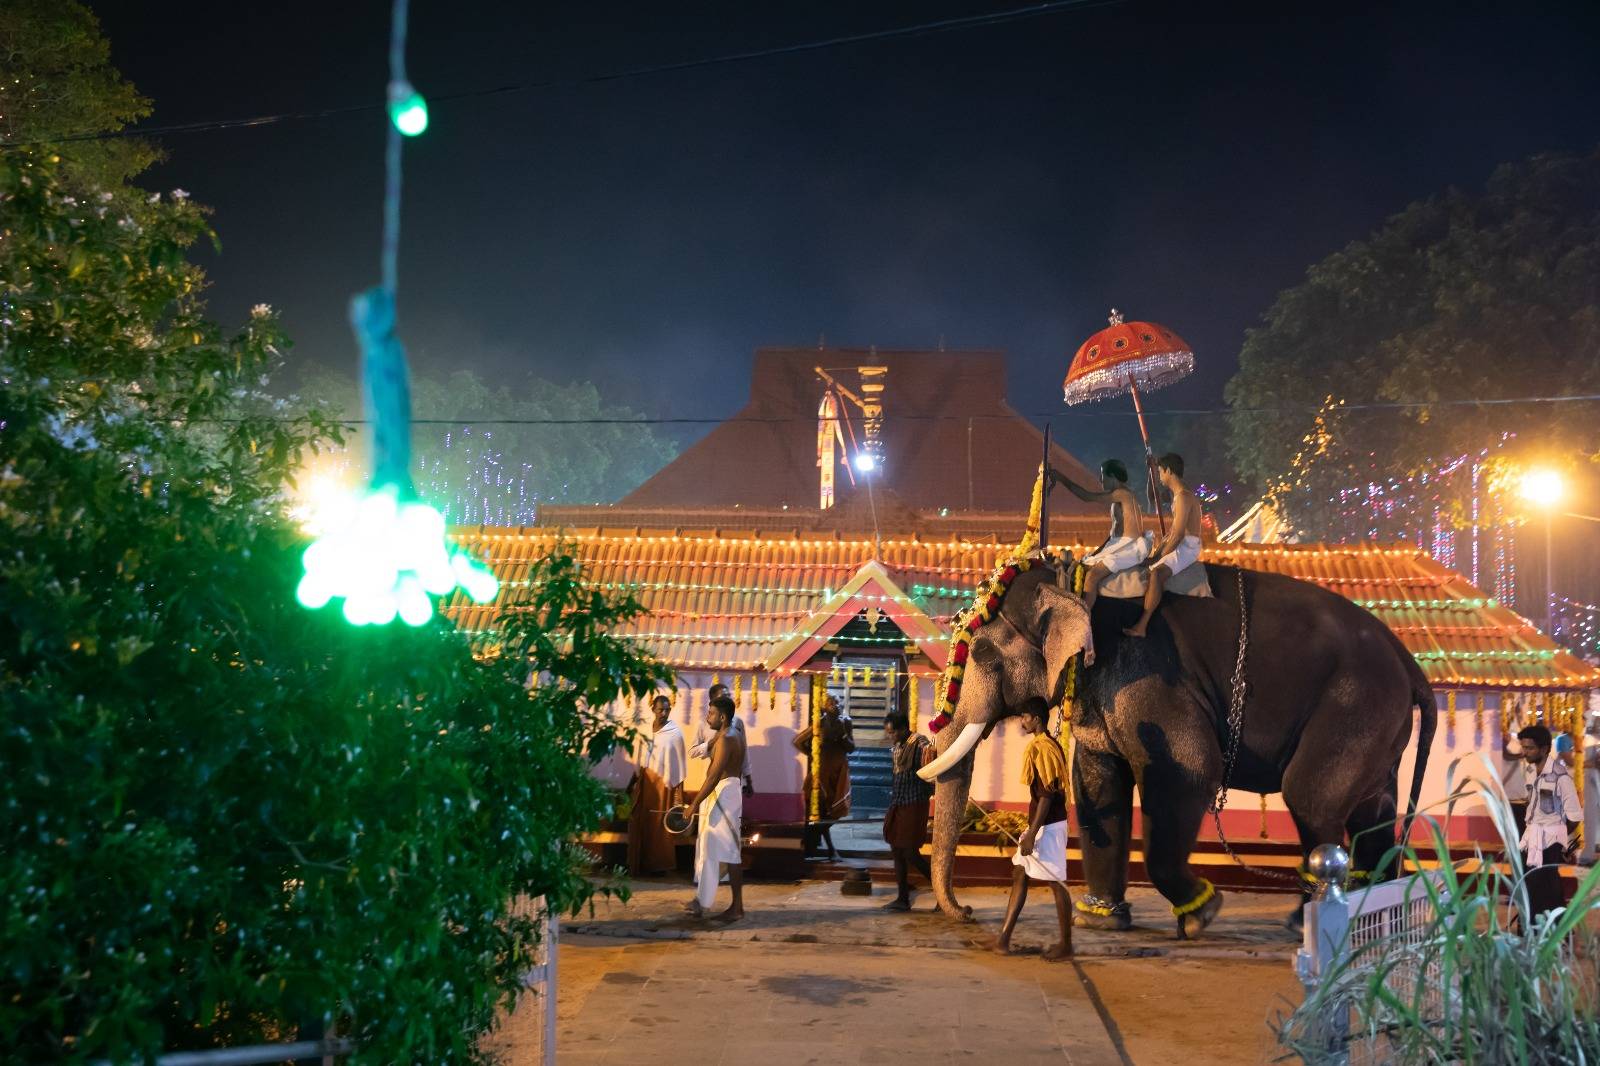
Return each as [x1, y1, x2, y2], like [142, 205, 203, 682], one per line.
[1392, 633, 1437, 845]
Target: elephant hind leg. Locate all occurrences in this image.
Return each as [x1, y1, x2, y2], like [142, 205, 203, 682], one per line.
[1345, 781, 1401, 883]
[1282, 702, 1410, 932]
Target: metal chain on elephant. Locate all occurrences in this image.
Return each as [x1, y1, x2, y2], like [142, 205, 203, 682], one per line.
[1210, 568, 1303, 885]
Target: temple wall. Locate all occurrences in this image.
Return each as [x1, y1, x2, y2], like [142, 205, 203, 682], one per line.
[596, 674, 1592, 846]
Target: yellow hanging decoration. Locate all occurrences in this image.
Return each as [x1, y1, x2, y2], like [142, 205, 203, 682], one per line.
[1500, 692, 1513, 736]
[733, 674, 743, 715]
[788, 675, 798, 719]
[711, 673, 722, 691]
[767, 673, 777, 712]
[1260, 793, 1270, 838]
[864, 666, 873, 686]
[1574, 733, 1585, 845]
[1015, 462, 1047, 559]
[1474, 691, 1485, 738]
[1447, 690, 1457, 739]
[809, 674, 824, 822]
[907, 673, 919, 733]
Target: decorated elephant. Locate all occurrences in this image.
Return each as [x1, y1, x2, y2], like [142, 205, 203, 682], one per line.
[919, 560, 1436, 936]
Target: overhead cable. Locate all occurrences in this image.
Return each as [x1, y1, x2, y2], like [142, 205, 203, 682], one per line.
[0, 0, 1122, 148]
[155, 391, 1600, 426]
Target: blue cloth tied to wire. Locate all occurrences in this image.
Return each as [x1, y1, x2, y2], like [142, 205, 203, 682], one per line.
[350, 286, 413, 495]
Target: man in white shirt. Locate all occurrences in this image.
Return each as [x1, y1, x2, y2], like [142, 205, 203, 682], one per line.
[691, 683, 753, 796]
[627, 694, 687, 876]
[1516, 724, 1582, 920]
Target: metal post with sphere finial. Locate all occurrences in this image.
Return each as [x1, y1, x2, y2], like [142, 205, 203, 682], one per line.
[1294, 844, 1353, 1061]
[1308, 843, 1350, 904]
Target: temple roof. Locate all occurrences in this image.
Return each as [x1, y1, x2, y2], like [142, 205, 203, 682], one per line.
[444, 527, 1599, 691]
[617, 347, 1101, 513]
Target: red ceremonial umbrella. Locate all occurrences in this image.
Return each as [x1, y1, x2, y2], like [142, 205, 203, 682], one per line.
[1062, 309, 1194, 532]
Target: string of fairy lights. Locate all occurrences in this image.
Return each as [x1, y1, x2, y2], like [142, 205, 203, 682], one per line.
[441, 529, 1600, 689]
[1553, 596, 1600, 659]
[1270, 429, 1522, 604]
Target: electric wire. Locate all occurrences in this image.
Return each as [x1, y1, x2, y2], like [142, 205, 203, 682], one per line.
[161, 391, 1600, 426]
[0, 0, 1123, 149]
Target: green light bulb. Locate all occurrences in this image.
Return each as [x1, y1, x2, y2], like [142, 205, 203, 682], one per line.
[388, 85, 429, 137]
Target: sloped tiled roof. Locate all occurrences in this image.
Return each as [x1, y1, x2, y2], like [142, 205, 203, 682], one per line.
[444, 528, 1600, 691]
[617, 347, 1102, 513]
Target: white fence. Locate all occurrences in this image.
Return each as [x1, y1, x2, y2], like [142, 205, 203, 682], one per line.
[1293, 845, 1450, 1065]
[507, 895, 560, 1066]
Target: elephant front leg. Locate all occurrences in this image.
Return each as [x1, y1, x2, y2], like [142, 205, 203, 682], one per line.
[1139, 764, 1224, 939]
[1072, 747, 1134, 931]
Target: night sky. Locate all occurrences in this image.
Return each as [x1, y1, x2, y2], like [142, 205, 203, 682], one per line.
[91, 0, 1600, 466]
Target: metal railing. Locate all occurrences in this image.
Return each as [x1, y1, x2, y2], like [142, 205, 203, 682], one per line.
[1293, 844, 1451, 1065]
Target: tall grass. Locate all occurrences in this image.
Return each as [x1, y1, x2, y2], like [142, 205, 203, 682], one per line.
[1276, 757, 1600, 1065]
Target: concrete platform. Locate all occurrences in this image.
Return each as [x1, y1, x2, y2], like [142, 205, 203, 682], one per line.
[488, 890, 1305, 1065]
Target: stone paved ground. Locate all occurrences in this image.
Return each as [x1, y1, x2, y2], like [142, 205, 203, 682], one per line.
[561, 877, 1304, 958]
[489, 933, 1302, 1065]
[486, 879, 1306, 1064]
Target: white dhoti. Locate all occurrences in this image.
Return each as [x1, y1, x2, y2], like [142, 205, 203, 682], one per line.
[1013, 819, 1069, 883]
[1153, 534, 1202, 576]
[1084, 533, 1151, 574]
[694, 777, 744, 908]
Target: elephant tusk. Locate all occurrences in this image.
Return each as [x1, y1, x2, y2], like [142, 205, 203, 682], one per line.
[917, 723, 985, 781]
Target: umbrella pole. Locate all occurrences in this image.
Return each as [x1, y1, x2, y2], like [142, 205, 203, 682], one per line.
[1127, 375, 1167, 536]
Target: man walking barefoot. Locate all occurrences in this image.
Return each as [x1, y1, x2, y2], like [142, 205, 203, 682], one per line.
[993, 701, 1072, 959]
[881, 710, 934, 911]
[684, 695, 746, 922]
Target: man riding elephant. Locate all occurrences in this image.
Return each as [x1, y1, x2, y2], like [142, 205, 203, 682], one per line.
[918, 558, 1436, 937]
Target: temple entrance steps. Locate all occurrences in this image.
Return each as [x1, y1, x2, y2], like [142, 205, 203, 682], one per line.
[847, 748, 893, 817]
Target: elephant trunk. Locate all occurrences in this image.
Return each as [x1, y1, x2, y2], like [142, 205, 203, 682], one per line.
[931, 759, 974, 919]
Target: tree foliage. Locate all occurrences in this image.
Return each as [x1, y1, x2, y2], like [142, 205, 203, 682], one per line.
[0, 0, 159, 189]
[296, 366, 678, 517]
[1226, 148, 1600, 536]
[0, 149, 668, 1063]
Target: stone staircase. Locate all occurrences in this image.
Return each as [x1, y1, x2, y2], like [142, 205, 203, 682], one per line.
[847, 746, 893, 818]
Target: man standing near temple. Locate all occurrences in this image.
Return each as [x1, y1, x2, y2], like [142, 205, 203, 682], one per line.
[1517, 724, 1581, 920]
[692, 682, 754, 797]
[685, 695, 746, 922]
[993, 701, 1072, 959]
[627, 693, 685, 877]
[793, 692, 853, 861]
[882, 709, 934, 911]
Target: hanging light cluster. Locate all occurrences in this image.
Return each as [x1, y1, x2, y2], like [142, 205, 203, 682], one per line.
[296, 484, 498, 626]
[296, 32, 497, 627]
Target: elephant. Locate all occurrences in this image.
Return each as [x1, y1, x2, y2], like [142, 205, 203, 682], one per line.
[919, 559, 1437, 936]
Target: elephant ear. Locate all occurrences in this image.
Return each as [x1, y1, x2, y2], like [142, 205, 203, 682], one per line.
[1032, 582, 1091, 706]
